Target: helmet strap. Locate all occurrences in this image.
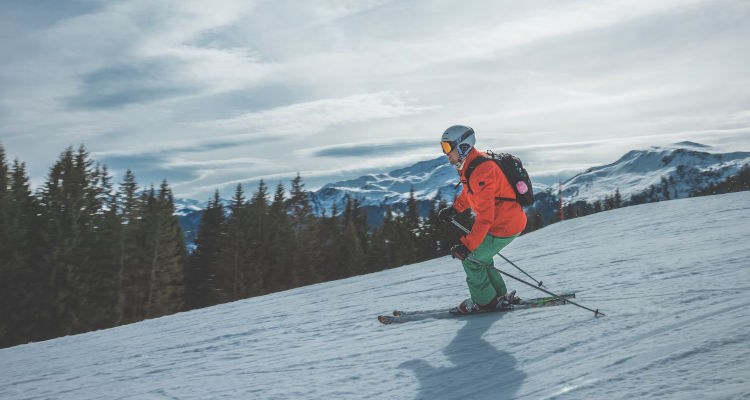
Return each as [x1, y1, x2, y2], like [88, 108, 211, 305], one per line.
[455, 156, 468, 171]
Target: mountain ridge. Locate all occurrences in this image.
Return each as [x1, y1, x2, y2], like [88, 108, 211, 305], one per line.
[176, 142, 750, 246]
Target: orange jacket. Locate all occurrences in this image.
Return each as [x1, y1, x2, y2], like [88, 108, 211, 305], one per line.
[453, 148, 527, 251]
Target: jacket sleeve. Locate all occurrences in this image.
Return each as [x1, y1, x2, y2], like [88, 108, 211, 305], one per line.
[460, 163, 498, 251]
[452, 181, 470, 213]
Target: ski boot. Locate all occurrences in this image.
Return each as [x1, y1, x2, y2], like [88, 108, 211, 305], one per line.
[456, 298, 482, 314]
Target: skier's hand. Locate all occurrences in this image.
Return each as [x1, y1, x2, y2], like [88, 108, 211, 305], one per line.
[439, 206, 459, 223]
[450, 244, 470, 260]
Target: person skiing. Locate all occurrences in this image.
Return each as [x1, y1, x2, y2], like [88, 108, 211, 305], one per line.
[438, 125, 527, 313]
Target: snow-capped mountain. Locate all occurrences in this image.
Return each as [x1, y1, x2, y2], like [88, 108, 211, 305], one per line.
[311, 157, 461, 210]
[173, 198, 205, 216]
[174, 141, 750, 245]
[4, 191, 750, 399]
[554, 141, 750, 204]
[309, 141, 750, 221]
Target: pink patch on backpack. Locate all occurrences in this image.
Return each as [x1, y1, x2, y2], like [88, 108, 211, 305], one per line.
[515, 181, 529, 195]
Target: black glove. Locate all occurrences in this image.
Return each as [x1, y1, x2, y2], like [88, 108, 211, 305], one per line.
[450, 244, 470, 260]
[438, 206, 459, 223]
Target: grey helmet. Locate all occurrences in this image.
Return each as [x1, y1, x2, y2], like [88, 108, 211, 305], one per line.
[441, 125, 475, 160]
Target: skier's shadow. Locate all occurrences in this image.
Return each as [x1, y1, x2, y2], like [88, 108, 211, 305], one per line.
[399, 314, 526, 400]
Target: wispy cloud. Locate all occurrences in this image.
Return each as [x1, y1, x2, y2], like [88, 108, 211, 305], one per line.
[197, 91, 438, 139]
[1, 0, 749, 199]
[303, 139, 435, 158]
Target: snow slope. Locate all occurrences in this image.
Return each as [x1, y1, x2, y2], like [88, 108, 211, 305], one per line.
[557, 142, 750, 203]
[2, 192, 750, 399]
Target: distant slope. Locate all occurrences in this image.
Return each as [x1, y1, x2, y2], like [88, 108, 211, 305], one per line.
[3, 191, 749, 399]
[556, 142, 750, 203]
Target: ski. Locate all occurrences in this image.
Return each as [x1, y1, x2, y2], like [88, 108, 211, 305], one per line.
[378, 293, 575, 325]
[392, 293, 575, 316]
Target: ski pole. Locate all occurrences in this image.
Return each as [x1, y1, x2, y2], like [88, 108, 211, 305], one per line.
[465, 255, 605, 317]
[449, 219, 604, 316]
[450, 219, 544, 287]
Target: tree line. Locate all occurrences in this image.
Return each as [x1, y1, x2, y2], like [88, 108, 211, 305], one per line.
[0, 145, 186, 349]
[0, 145, 469, 348]
[3, 143, 748, 349]
[690, 164, 750, 197]
[183, 180, 472, 309]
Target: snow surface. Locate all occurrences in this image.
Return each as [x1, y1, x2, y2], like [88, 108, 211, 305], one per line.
[2, 192, 750, 399]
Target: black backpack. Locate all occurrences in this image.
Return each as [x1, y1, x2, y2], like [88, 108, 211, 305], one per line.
[464, 150, 535, 206]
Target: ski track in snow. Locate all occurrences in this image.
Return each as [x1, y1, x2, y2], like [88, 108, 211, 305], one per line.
[2, 192, 750, 399]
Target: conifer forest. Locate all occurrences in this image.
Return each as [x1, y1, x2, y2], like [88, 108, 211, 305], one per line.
[0, 145, 468, 349]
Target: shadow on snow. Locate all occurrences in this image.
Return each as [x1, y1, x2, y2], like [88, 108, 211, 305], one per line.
[399, 313, 526, 400]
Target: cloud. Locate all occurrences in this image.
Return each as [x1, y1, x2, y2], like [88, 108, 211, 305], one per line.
[304, 139, 435, 158]
[197, 91, 438, 138]
[2, 0, 750, 200]
[163, 157, 262, 169]
[99, 153, 201, 186]
[67, 61, 199, 109]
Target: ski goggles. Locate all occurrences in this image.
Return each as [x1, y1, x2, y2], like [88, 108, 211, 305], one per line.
[440, 141, 455, 154]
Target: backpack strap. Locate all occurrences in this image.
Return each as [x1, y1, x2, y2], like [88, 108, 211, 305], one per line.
[464, 156, 490, 194]
[464, 155, 517, 202]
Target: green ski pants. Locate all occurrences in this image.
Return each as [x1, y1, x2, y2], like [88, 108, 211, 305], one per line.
[461, 234, 519, 306]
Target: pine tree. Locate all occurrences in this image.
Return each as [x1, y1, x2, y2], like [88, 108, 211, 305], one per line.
[86, 164, 122, 330]
[390, 207, 414, 267]
[264, 183, 291, 292]
[139, 181, 186, 319]
[404, 187, 423, 259]
[351, 197, 370, 258]
[0, 158, 45, 346]
[38, 146, 99, 337]
[369, 206, 396, 271]
[116, 170, 142, 324]
[336, 195, 366, 277]
[405, 187, 420, 233]
[247, 180, 270, 295]
[220, 184, 251, 301]
[0, 147, 13, 345]
[286, 174, 320, 286]
[317, 204, 342, 280]
[0, 145, 8, 253]
[0, 145, 9, 284]
[186, 191, 225, 309]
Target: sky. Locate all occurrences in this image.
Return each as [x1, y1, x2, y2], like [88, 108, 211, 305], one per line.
[1, 0, 749, 200]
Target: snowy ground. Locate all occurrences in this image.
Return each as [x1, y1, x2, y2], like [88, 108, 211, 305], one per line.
[2, 192, 750, 399]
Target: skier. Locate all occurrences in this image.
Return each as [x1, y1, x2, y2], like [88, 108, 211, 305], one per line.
[438, 125, 527, 313]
